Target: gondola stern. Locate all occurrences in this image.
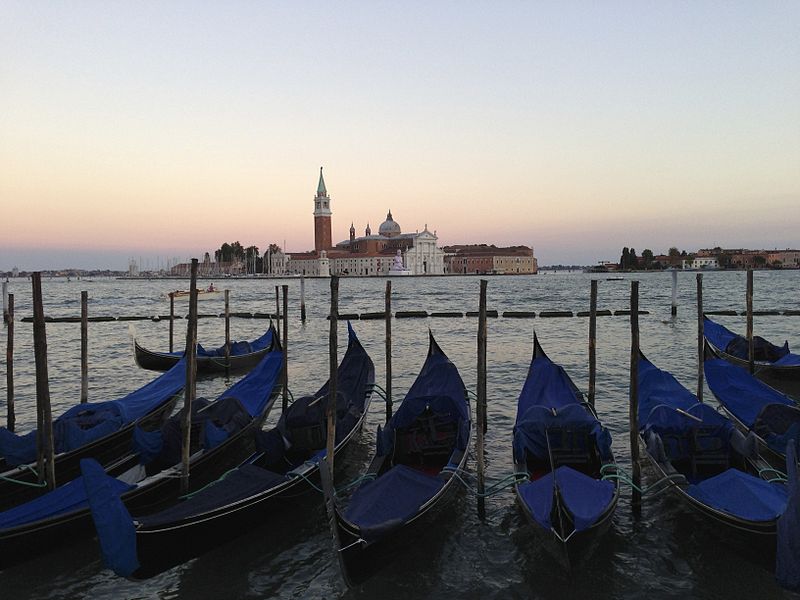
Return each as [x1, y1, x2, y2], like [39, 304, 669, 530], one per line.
[80, 458, 140, 578]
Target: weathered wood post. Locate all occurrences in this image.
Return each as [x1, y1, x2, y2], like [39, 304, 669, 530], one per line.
[31, 273, 56, 490]
[181, 259, 199, 495]
[168, 292, 175, 353]
[671, 270, 678, 316]
[6, 294, 14, 432]
[629, 280, 642, 509]
[326, 276, 339, 474]
[385, 280, 393, 423]
[282, 284, 289, 412]
[2, 281, 7, 324]
[747, 269, 754, 375]
[588, 279, 598, 408]
[224, 289, 231, 376]
[477, 279, 488, 518]
[696, 273, 704, 401]
[80, 290, 88, 403]
[275, 285, 281, 339]
[300, 276, 307, 323]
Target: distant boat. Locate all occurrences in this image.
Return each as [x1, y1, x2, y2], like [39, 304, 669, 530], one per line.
[164, 288, 222, 300]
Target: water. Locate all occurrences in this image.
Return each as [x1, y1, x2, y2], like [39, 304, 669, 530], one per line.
[1, 271, 798, 599]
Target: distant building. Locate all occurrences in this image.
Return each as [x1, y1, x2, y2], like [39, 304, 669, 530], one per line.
[682, 256, 719, 270]
[443, 244, 537, 275]
[767, 250, 800, 269]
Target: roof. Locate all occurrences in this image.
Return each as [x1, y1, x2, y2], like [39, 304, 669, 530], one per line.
[316, 167, 327, 197]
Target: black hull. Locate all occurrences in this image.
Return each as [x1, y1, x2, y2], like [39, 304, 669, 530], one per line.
[0, 394, 274, 570]
[0, 395, 178, 512]
[705, 341, 800, 401]
[134, 341, 270, 374]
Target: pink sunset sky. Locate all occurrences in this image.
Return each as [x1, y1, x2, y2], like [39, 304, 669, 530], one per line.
[1, 2, 798, 270]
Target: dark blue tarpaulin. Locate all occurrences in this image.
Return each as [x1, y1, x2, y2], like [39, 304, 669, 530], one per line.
[704, 317, 793, 363]
[514, 348, 583, 425]
[0, 357, 186, 467]
[687, 468, 787, 522]
[518, 466, 615, 532]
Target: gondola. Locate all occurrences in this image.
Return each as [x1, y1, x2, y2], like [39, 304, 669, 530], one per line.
[638, 351, 789, 536]
[84, 323, 374, 579]
[512, 334, 618, 569]
[704, 316, 800, 400]
[0, 346, 283, 569]
[0, 358, 186, 511]
[133, 324, 275, 373]
[330, 332, 471, 587]
[704, 341, 800, 471]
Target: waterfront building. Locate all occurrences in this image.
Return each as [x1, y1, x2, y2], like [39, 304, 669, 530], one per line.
[681, 256, 720, 270]
[443, 244, 537, 275]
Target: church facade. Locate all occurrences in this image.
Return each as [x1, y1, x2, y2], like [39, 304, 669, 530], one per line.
[272, 168, 446, 276]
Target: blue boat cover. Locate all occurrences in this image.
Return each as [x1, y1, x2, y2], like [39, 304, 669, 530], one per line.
[518, 466, 615, 532]
[160, 327, 274, 358]
[0, 470, 133, 530]
[687, 468, 787, 522]
[343, 464, 444, 542]
[221, 349, 283, 418]
[0, 357, 186, 467]
[777, 441, 800, 591]
[704, 317, 794, 364]
[80, 459, 140, 577]
[514, 346, 583, 424]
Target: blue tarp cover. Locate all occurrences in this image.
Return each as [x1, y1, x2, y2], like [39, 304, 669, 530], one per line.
[515, 348, 583, 424]
[0, 470, 133, 530]
[518, 465, 615, 532]
[705, 357, 794, 427]
[221, 350, 283, 418]
[704, 317, 795, 364]
[162, 328, 274, 358]
[0, 357, 186, 467]
[687, 468, 787, 522]
[343, 464, 444, 541]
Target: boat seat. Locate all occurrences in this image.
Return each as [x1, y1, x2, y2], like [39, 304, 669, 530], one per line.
[394, 412, 457, 467]
[690, 428, 730, 478]
[545, 428, 598, 474]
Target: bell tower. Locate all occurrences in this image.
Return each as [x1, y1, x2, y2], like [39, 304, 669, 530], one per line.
[313, 166, 332, 252]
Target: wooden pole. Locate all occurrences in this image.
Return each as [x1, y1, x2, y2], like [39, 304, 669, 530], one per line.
[477, 279, 488, 518]
[300, 276, 307, 322]
[6, 294, 14, 432]
[696, 273, 704, 401]
[275, 285, 281, 339]
[169, 292, 175, 353]
[670, 270, 678, 316]
[181, 259, 199, 495]
[224, 289, 231, 376]
[326, 276, 339, 476]
[2, 281, 7, 324]
[588, 279, 598, 408]
[384, 280, 393, 423]
[282, 284, 289, 412]
[629, 280, 642, 508]
[747, 269, 754, 375]
[31, 273, 56, 491]
[80, 290, 88, 403]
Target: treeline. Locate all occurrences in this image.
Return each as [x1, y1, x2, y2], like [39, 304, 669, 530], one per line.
[213, 241, 282, 274]
[619, 246, 692, 270]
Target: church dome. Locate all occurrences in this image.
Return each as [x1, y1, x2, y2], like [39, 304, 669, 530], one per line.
[379, 210, 401, 237]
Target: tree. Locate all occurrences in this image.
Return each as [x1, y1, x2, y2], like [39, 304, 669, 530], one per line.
[668, 247, 680, 257]
[641, 249, 654, 269]
[620, 247, 630, 270]
[629, 248, 638, 269]
[754, 255, 767, 267]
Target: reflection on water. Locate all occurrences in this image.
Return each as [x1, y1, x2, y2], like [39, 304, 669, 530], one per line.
[0, 271, 798, 599]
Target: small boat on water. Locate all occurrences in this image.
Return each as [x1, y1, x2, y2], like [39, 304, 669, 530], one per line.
[704, 316, 800, 400]
[133, 324, 276, 373]
[330, 332, 471, 586]
[704, 341, 800, 470]
[512, 335, 618, 569]
[638, 352, 790, 536]
[0, 347, 283, 569]
[166, 287, 222, 300]
[0, 360, 186, 511]
[85, 323, 374, 579]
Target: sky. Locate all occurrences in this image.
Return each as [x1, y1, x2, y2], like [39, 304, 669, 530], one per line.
[1, 1, 798, 269]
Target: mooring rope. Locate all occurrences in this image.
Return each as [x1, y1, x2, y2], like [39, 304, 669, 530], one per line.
[0, 464, 49, 488]
[440, 465, 529, 498]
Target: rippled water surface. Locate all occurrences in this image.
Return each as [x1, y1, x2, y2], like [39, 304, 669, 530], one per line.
[1, 271, 798, 599]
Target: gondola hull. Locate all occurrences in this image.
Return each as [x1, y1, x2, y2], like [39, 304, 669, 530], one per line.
[134, 341, 271, 374]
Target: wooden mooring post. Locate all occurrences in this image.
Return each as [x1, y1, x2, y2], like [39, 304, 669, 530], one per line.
[169, 292, 175, 353]
[300, 276, 307, 323]
[181, 259, 199, 495]
[32, 273, 56, 491]
[282, 284, 289, 412]
[671, 270, 678, 316]
[588, 279, 598, 408]
[224, 289, 231, 376]
[385, 280, 393, 422]
[6, 294, 14, 432]
[2, 281, 7, 324]
[326, 276, 339, 474]
[629, 280, 642, 509]
[746, 269, 754, 375]
[275, 286, 281, 339]
[477, 279, 488, 519]
[696, 274, 704, 401]
[80, 290, 88, 403]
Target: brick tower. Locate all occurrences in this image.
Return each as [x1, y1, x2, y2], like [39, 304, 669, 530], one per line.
[313, 166, 332, 253]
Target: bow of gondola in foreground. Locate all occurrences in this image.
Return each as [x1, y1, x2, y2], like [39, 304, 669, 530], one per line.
[83, 323, 374, 579]
[512, 334, 619, 570]
[330, 332, 471, 587]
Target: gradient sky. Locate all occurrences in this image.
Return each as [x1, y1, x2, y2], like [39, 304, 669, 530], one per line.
[1, 1, 798, 269]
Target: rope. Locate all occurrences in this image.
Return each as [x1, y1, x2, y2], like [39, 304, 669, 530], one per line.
[0, 464, 49, 488]
[440, 465, 529, 498]
[758, 466, 787, 481]
[601, 463, 687, 496]
[180, 467, 238, 499]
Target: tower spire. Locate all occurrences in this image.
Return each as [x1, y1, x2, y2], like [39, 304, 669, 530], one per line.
[317, 166, 328, 197]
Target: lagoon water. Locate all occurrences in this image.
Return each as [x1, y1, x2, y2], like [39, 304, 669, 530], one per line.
[1, 271, 798, 599]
